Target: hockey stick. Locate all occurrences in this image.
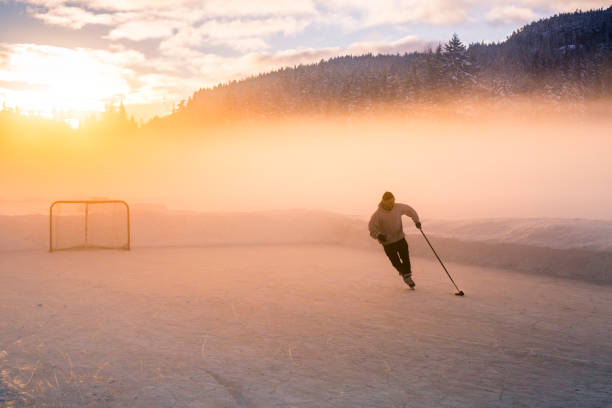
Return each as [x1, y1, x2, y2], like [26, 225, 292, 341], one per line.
[419, 228, 465, 296]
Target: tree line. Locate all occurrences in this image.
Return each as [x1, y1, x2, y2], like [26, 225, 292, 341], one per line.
[161, 6, 611, 125]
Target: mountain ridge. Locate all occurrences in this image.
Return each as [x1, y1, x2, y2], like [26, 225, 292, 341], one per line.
[148, 6, 611, 126]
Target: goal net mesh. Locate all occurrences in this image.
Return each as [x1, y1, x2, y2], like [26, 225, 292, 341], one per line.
[51, 201, 129, 251]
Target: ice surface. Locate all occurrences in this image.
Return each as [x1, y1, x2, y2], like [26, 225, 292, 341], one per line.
[0, 245, 611, 407]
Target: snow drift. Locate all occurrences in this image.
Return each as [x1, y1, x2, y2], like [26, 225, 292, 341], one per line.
[1, 205, 611, 283]
[423, 218, 612, 252]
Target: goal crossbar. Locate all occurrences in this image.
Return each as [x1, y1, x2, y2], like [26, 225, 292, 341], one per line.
[49, 200, 131, 252]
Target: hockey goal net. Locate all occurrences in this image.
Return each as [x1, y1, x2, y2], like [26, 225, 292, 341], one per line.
[50, 200, 130, 251]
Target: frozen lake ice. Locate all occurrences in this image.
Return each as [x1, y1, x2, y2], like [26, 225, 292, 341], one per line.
[1, 244, 611, 407]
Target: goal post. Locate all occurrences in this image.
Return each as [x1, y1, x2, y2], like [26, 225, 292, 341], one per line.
[49, 200, 131, 252]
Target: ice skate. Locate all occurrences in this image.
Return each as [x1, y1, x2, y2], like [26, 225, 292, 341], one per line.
[402, 273, 415, 289]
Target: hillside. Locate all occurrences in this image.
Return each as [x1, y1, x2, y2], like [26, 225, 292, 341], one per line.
[155, 7, 612, 126]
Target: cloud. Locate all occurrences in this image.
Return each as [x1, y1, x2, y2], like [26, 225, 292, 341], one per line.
[0, 79, 50, 91]
[154, 16, 311, 54]
[196, 17, 310, 51]
[106, 18, 180, 41]
[348, 35, 434, 55]
[486, 6, 538, 25]
[80, 0, 317, 16]
[199, 17, 309, 40]
[484, 1, 610, 26]
[518, 0, 611, 13]
[320, 0, 477, 28]
[19, 0, 317, 27]
[20, 0, 191, 12]
[18, 0, 477, 41]
[30, 5, 114, 29]
[0, 52, 9, 68]
[19, 0, 611, 43]
[250, 47, 342, 67]
[198, 0, 317, 18]
[20, 1, 315, 53]
[0, 43, 145, 112]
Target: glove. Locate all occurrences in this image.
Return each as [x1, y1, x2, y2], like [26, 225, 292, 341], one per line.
[377, 234, 387, 244]
[415, 221, 422, 229]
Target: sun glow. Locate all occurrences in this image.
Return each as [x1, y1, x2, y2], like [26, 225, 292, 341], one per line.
[0, 44, 131, 117]
[65, 117, 80, 129]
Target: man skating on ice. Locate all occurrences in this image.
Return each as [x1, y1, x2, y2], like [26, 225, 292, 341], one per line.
[368, 191, 421, 288]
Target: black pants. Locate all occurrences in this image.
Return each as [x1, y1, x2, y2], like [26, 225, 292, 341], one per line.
[383, 238, 412, 276]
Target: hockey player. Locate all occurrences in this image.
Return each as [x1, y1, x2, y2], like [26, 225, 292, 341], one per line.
[368, 191, 421, 288]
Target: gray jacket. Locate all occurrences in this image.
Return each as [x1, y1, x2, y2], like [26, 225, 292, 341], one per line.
[368, 202, 420, 245]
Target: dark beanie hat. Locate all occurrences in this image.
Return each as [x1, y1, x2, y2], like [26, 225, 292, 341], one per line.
[382, 191, 394, 200]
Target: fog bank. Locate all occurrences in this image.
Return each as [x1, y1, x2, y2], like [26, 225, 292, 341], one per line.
[2, 111, 612, 220]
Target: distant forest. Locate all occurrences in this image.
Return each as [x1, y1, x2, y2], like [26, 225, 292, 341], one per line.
[157, 6, 612, 125]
